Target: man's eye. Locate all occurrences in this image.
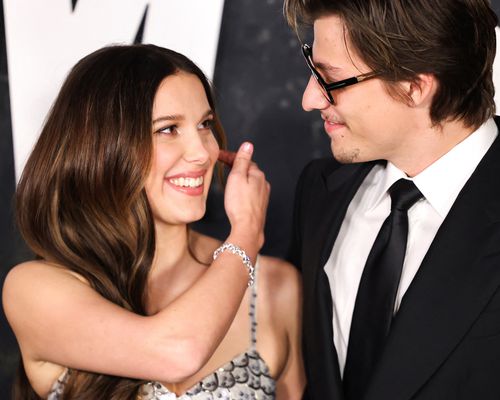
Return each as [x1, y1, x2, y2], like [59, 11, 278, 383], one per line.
[322, 73, 339, 84]
[318, 69, 339, 84]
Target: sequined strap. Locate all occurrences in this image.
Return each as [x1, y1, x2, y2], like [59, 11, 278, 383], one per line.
[249, 256, 259, 349]
[47, 369, 70, 400]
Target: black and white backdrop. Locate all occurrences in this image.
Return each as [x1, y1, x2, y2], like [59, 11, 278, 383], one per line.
[1, 0, 500, 395]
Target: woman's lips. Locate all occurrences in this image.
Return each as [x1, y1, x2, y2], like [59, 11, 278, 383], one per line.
[165, 171, 206, 196]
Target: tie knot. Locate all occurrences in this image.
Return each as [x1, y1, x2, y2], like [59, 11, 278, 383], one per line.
[388, 179, 422, 211]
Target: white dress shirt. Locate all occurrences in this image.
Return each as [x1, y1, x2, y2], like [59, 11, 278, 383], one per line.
[324, 118, 498, 376]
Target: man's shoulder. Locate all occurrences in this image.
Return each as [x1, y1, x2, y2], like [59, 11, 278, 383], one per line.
[299, 157, 377, 185]
[303, 156, 342, 171]
[299, 156, 343, 181]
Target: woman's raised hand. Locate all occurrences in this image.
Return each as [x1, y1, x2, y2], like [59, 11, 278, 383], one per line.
[219, 142, 270, 255]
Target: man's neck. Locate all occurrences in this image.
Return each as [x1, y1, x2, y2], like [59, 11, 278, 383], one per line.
[391, 119, 477, 177]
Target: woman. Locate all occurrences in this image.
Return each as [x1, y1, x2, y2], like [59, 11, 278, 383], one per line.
[2, 44, 304, 399]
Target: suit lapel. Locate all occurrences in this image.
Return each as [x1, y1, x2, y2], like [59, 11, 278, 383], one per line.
[302, 160, 378, 287]
[365, 132, 500, 400]
[302, 161, 377, 399]
[320, 161, 380, 267]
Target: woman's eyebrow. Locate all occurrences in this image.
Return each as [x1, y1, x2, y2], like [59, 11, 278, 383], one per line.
[152, 110, 213, 125]
[152, 114, 184, 124]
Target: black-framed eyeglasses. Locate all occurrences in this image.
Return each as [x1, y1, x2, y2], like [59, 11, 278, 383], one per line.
[302, 43, 379, 105]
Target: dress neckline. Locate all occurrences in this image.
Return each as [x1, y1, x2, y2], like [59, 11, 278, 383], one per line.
[141, 348, 274, 398]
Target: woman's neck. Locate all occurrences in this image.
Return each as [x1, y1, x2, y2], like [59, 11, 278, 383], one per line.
[153, 222, 190, 273]
[146, 223, 206, 314]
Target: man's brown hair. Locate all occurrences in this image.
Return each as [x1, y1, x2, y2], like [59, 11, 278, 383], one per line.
[284, 0, 498, 128]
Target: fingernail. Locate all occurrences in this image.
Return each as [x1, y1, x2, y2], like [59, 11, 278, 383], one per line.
[242, 142, 253, 153]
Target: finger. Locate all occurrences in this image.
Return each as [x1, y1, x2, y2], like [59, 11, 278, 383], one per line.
[247, 166, 265, 179]
[218, 149, 236, 167]
[231, 142, 254, 173]
[247, 161, 259, 171]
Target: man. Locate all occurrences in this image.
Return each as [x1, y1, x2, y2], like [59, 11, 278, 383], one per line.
[285, 0, 500, 399]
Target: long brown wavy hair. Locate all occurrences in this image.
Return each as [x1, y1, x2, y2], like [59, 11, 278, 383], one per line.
[13, 44, 226, 399]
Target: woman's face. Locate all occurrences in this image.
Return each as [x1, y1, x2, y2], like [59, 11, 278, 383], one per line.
[145, 71, 220, 228]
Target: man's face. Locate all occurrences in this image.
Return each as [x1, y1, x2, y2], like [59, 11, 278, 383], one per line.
[302, 14, 414, 164]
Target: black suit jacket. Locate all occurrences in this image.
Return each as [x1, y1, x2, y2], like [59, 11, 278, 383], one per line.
[290, 119, 500, 399]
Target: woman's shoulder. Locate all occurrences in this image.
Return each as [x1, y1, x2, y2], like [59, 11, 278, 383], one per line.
[256, 255, 302, 309]
[3, 260, 89, 329]
[4, 260, 61, 291]
[258, 254, 301, 280]
[258, 255, 300, 283]
[4, 260, 87, 291]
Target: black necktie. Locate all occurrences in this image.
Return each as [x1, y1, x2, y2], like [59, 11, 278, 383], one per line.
[343, 179, 423, 400]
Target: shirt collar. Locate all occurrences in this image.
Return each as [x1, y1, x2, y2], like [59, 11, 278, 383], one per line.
[364, 118, 498, 216]
[413, 118, 497, 218]
[365, 163, 408, 212]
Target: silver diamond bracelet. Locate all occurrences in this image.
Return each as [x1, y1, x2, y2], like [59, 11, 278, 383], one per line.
[213, 242, 255, 287]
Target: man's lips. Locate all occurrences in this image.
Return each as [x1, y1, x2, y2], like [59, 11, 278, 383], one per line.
[323, 116, 346, 134]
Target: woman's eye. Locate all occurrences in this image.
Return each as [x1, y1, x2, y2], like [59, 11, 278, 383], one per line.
[156, 125, 178, 135]
[199, 119, 214, 130]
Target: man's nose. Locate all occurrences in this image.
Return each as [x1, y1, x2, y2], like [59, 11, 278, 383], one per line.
[302, 76, 331, 111]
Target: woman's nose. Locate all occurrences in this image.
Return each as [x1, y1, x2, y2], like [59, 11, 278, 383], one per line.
[182, 132, 210, 165]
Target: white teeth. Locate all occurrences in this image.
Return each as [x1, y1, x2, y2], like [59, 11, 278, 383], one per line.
[169, 176, 204, 188]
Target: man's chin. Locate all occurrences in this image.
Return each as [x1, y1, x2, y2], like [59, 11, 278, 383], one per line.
[332, 146, 361, 164]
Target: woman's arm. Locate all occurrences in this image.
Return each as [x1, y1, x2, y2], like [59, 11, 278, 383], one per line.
[2, 142, 270, 384]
